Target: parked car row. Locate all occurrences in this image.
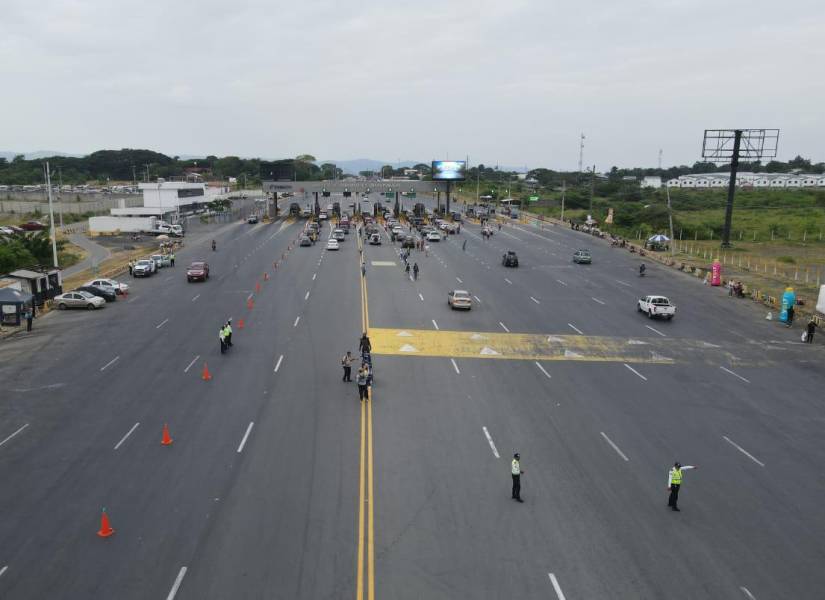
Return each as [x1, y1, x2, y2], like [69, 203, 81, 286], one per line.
[53, 277, 130, 310]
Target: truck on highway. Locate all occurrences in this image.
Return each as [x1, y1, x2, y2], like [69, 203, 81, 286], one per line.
[637, 295, 676, 320]
[88, 216, 180, 236]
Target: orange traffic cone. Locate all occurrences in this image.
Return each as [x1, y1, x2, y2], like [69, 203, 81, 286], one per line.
[255, 282, 261, 293]
[202, 362, 212, 381]
[161, 423, 173, 446]
[97, 508, 115, 538]
[238, 318, 244, 330]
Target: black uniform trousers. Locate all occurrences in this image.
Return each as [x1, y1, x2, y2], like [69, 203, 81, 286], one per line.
[343, 366, 352, 381]
[668, 484, 681, 508]
[512, 474, 521, 500]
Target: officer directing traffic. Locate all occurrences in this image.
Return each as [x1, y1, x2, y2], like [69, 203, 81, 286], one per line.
[667, 461, 697, 511]
[511, 453, 524, 503]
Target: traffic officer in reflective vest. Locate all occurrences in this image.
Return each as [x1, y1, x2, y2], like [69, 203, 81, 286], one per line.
[667, 462, 697, 511]
[511, 453, 524, 502]
[224, 319, 233, 347]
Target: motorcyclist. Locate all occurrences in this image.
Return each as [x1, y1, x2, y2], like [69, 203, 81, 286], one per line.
[639, 263, 646, 276]
[211, 240, 216, 251]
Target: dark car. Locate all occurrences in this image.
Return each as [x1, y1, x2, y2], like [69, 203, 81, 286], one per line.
[401, 235, 418, 249]
[20, 220, 47, 231]
[502, 251, 519, 267]
[75, 285, 117, 302]
[187, 261, 210, 282]
[299, 235, 312, 247]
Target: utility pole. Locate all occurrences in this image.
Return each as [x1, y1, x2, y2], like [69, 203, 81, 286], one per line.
[561, 180, 566, 222]
[144, 164, 150, 182]
[44, 162, 59, 267]
[589, 165, 596, 213]
[578, 133, 585, 182]
[666, 183, 676, 257]
[57, 166, 64, 228]
[132, 165, 137, 188]
[658, 149, 663, 170]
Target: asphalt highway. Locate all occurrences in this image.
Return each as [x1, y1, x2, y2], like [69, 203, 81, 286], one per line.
[1, 196, 823, 599]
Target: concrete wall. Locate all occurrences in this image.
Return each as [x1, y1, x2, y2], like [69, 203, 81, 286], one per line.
[0, 194, 143, 215]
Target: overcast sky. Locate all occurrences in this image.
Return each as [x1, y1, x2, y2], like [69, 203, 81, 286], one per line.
[2, 0, 823, 169]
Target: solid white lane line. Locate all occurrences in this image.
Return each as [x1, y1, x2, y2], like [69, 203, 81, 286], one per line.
[456, 277, 463, 283]
[0, 424, 29, 448]
[247, 293, 254, 301]
[156, 318, 169, 329]
[600, 432, 630, 461]
[720, 366, 751, 384]
[556, 279, 567, 286]
[450, 358, 460, 374]
[567, 323, 583, 335]
[548, 573, 567, 600]
[505, 278, 512, 284]
[616, 280, 631, 287]
[113, 423, 140, 450]
[237, 422, 255, 453]
[274, 354, 284, 373]
[166, 566, 188, 600]
[530, 296, 540, 304]
[591, 297, 606, 305]
[499, 321, 510, 332]
[645, 325, 666, 337]
[305, 291, 310, 300]
[473, 295, 481, 303]
[740, 586, 757, 600]
[312, 273, 317, 280]
[100, 356, 120, 371]
[432, 319, 439, 330]
[0, 565, 7, 578]
[723, 435, 765, 467]
[191, 294, 200, 302]
[482, 426, 500, 458]
[184, 355, 200, 373]
[624, 363, 648, 381]
[418, 293, 424, 301]
[293, 316, 300, 327]
[534, 361, 552, 379]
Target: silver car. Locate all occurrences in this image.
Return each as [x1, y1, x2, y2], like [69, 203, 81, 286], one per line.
[84, 278, 129, 295]
[54, 290, 106, 310]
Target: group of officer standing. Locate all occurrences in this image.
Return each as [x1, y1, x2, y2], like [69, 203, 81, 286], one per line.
[218, 319, 233, 354]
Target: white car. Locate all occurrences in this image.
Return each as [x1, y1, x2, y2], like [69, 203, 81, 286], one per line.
[333, 229, 346, 241]
[326, 238, 340, 251]
[54, 290, 106, 310]
[426, 231, 441, 242]
[84, 278, 129, 295]
[133, 259, 156, 277]
[448, 290, 472, 310]
[637, 295, 676, 320]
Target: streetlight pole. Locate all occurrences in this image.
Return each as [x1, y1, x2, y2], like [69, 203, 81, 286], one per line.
[44, 162, 59, 267]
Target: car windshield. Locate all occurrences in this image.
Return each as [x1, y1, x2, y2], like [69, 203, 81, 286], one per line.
[77, 291, 94, 298]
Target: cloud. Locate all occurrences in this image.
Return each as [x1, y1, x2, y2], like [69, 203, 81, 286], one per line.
[1, 0, 823, 167]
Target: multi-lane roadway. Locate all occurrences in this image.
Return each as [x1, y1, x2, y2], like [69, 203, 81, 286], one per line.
[1, 196, 823, 599]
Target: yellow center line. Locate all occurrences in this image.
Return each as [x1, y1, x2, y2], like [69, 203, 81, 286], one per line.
[356, 228, 375, 600]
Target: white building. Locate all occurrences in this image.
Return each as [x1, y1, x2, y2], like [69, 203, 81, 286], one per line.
[667, 172, 825, 189]
[640, 176, 662, 189]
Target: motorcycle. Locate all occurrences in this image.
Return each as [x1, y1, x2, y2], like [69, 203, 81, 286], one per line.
[211, 240, 216, 251]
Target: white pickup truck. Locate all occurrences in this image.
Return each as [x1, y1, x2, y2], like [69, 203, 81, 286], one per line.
[638, 295, 676, 320]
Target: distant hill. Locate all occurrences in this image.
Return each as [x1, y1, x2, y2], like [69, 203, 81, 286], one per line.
[0, 150, 84, 161]
[319, 159, 422, 175]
